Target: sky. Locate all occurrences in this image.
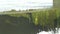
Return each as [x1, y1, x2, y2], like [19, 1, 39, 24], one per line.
[0, 0, 53, 11]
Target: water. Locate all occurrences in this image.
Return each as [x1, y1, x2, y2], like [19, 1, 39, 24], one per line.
[37, 28, 60, 34]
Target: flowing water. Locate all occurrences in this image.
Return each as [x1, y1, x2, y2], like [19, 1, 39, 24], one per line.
[37, 28, 60, 34]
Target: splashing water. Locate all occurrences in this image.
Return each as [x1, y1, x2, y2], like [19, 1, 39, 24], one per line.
[37, 28, 60, 34]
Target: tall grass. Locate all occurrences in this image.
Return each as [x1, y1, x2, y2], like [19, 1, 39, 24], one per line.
[0, 8, 60, 34]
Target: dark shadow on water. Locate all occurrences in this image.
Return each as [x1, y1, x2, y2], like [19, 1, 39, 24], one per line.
[0, 15, 60, 34]
[0, 15, 39, 34]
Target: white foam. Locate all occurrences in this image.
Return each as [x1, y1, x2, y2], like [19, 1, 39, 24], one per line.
[37, 28, 60, 34]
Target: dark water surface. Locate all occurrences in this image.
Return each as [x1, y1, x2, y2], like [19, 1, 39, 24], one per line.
[0, 15, 38, 34]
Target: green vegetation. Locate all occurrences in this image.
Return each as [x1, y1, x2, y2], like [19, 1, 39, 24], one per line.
[0, 8, 60, 34]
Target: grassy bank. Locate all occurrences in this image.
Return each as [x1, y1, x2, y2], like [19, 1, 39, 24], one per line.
[0, 8, 60, 34]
